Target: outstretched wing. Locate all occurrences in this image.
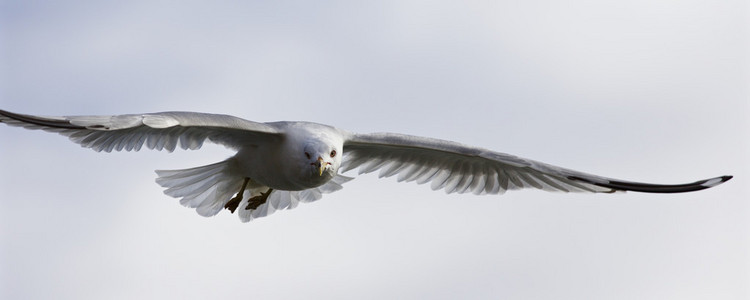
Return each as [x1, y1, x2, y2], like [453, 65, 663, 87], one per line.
[342, 132, 731, 194]
[0, 110, 282, 152]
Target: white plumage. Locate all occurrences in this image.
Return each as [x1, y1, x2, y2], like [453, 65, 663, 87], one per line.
[0, 110, 732, 222]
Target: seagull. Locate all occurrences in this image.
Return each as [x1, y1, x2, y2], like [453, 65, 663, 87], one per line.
[0, 109, 733, 222]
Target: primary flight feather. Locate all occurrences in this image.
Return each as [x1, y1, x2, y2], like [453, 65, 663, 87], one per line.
[0, 109, 732, 222]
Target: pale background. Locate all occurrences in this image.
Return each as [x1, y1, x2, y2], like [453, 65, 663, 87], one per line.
[1, 1, 747, 299]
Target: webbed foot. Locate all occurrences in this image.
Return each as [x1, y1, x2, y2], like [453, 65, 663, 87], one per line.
[225, 177, 250, 214]
[246, 189, 273, 210]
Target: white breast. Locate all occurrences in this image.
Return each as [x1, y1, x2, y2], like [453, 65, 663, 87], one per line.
[233, 122, 344, 191]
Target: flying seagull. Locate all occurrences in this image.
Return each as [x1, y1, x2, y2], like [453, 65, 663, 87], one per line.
[0, 109, 732, 222]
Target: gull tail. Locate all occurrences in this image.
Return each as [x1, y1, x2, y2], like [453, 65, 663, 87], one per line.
[155, 158, 245, 217]
[154, 158, 356, 222]
[236, 174, 355, 223]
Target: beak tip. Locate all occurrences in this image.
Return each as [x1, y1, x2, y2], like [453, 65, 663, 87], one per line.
[316, 157, 329, 176]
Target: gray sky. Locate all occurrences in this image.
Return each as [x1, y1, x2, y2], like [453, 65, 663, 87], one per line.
[1, 0, 747, 299]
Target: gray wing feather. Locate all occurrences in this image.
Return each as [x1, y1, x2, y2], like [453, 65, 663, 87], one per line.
[0, 110, 282, 152]
[343, 132, 731, 194]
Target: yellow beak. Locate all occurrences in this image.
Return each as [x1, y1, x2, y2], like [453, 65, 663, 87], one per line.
[318, 157, 326, 176]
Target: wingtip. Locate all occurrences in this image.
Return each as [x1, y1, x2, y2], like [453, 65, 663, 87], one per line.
[700, 175, 733, 188]
[568, 173, 733, 193]
[0, 109, 85, 129]
[0, 109, 11, 121]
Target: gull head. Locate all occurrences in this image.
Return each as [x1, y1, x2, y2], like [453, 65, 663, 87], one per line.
[282, 123, 345, 189]
[302, 140, 341, 179]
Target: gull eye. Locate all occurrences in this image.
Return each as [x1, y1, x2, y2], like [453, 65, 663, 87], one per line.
[305, 152, 311, 159]
[330, 150, 337, 158]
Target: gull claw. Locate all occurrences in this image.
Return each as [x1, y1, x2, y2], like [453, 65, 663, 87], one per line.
[225, 177, 250, 214]
[246, 189, 273, 210]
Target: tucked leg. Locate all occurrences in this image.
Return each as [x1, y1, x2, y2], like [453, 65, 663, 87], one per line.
[224, 177, 250, 214]
[246, 188, 273, 210]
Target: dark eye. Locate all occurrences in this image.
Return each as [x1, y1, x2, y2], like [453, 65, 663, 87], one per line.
[330, 150, 337, 158]
[305, 152, 311, 159]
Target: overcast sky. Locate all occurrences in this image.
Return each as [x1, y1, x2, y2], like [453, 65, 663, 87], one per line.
[1, 1, 748, 299]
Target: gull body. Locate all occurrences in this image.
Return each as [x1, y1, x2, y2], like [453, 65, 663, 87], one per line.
[234, 121, 343, 191]
[0, 109, 732, 222]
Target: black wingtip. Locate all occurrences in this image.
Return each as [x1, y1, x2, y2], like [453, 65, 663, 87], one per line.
[568, 175, 733, 194]
[697, 175, 733, 189]
[0, 109, 85, 129]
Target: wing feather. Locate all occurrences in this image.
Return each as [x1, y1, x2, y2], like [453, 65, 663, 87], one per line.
[343, 132, 731, 194]
[0, 110, 282, 152]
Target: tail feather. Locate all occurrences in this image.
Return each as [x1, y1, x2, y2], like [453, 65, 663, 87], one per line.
[179, 182, 228, 209]
[236, 174, 355, 222]
[155, 159, 244, 217]
[155, 161, 226, 186]
[155, 160, 355, 221]
[163, 172, 226, 198]
[162, 170, 226, 191]
[196, 180, 240, 217]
